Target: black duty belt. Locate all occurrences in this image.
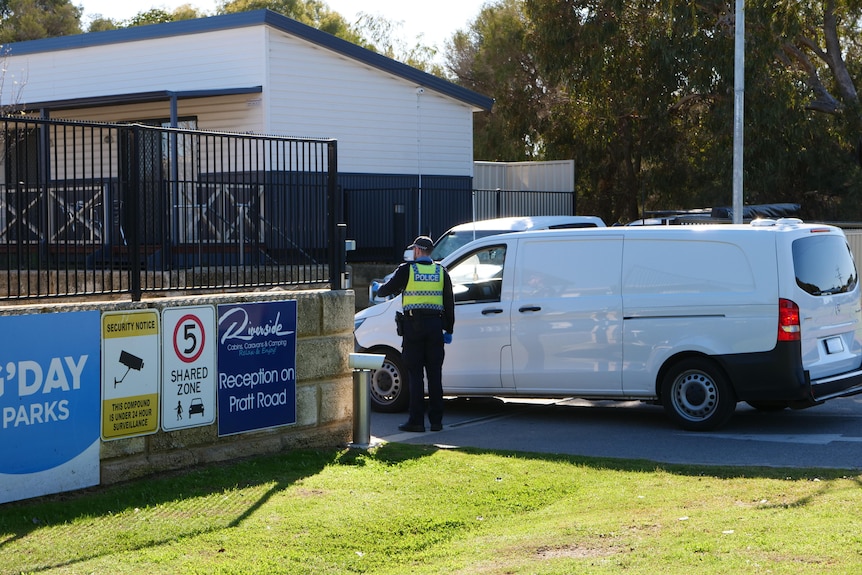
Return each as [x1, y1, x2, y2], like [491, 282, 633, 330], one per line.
[403, 309, 443, 318]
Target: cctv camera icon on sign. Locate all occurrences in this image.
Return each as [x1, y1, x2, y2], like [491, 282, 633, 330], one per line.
[115, 350, 144, 388]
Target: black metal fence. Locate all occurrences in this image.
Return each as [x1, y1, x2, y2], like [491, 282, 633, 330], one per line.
[0, 116, 342, 301]
[345, 187, 577, 262]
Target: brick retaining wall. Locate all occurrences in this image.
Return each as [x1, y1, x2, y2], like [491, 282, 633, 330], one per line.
[0, 288, 355, 487]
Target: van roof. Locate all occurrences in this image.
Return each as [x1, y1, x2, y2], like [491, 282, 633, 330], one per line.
[506, 219, 838, 238]
[448, 216, 605, 232]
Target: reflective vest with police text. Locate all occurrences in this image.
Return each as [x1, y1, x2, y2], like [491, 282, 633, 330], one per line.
[402, 262, 444, 312]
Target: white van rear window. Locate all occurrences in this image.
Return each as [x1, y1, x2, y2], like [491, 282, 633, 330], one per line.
[792, 235, 858, 296]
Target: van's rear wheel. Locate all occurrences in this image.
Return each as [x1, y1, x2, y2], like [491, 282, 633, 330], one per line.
[369, 349, 409, 413]
[661, 358, 736, 431]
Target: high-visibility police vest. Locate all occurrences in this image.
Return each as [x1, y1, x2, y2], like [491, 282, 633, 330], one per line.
[402, 262, 445, 312]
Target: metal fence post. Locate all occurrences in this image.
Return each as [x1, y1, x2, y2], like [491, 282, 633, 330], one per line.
[328, 141, 344, 291]
[393, 203, 405, 261]
[128, 125, 142, 301]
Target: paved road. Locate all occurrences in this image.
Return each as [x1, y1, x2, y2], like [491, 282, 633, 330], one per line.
[367, 395, 862, 470]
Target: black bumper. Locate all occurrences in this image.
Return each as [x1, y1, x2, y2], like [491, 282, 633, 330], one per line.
[717, 341, 862, 408]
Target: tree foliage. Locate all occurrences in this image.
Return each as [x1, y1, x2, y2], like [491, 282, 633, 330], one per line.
[86, 17, 119, 32]
[218, 0, 439, 70]
[447, 0, 546, 162]
[125, 5, 206, 27]
[0, 0, 81, 43]
[353, 12, 442, 74]
[218, 0, 365, 44]
[449, 0, 862, 223]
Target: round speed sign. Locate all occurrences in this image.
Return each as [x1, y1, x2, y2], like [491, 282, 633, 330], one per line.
[173, 314, 206, 363]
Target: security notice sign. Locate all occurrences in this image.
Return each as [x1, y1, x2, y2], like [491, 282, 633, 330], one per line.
[217, 300, 297, 436]
[101, 310, 160, 440]
[161, 306, 216, 431]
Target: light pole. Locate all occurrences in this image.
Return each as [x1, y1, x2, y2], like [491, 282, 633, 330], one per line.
[732, 0, 745, 224]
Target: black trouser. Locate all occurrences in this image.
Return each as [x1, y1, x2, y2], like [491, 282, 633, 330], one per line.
[401, 314, 445, 426]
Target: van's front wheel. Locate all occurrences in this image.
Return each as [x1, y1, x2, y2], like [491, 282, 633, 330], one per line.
[368, 348, 409, 413]
[661, 358, 736, 431]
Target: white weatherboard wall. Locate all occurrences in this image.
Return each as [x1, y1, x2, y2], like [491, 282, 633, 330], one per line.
[4, 21, 476, 178]
[6, 28, 268, 104]
[52, 94, 266, 135]
[265, 29, 474, 176]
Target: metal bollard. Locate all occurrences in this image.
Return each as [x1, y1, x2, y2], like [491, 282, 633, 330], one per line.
[348, 353, 384, 449]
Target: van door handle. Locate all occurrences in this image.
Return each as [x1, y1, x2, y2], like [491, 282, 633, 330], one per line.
[519, 306, 541, 313]
[481, 308, 504, 315]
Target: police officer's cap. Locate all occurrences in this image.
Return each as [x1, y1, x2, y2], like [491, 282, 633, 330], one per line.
[408, 236, 433, 251]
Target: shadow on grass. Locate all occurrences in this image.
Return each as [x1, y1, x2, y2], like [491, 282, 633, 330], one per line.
[0, 448, 337, 573]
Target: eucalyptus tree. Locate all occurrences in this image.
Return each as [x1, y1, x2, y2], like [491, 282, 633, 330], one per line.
[523, 0, 732, 221]
[0, 0, 81, 43]
[447, 0, 548, 162]
[521, 0, 862, 222]
[764, 0, 862, 219]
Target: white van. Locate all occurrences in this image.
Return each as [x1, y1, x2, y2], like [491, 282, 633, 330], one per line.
[353, 219, 862, 430]
[368, 215, 605, 304]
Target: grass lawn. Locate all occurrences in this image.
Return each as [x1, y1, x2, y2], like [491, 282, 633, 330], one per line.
[1, 442, 861, 574]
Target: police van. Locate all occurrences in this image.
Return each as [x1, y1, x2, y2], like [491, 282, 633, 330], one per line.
[353, 219, 862, 430]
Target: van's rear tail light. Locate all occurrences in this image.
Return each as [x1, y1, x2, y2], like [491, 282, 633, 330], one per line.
[778, 298, 801, 341]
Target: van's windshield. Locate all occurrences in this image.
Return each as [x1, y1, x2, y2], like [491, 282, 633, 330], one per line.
[432, 230, 511, 261]
[792, 235, 858, 295]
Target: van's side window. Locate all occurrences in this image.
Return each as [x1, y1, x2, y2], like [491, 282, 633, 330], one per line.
[448, 245, 506, 304]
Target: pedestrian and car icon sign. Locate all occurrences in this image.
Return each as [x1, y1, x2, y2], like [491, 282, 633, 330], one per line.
[188, 398, 205, 417]
[161, 306, 216, 431]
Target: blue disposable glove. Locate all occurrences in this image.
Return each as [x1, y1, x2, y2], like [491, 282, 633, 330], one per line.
[371, 281, 381, 296]
[443, 332, 453, 344]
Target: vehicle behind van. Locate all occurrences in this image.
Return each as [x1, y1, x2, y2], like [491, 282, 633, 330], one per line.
[353, 219, 862, 430]
[368, 215, 605, 305]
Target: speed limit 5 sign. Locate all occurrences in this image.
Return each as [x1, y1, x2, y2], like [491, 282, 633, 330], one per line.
[161, 306, 216, 431]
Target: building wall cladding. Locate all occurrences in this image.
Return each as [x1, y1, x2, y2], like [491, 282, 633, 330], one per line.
[3, 11, 487, 181]
[265, 29, 476, 176]
[0, 288, 356, 486]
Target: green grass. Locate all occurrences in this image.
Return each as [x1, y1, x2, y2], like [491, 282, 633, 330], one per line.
[1, 443, 861, 574]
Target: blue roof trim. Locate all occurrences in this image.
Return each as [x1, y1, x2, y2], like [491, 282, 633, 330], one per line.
[5, 9, 494, 111]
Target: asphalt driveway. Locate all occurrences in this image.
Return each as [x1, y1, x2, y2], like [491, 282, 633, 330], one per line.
[366, 395, 862, 469]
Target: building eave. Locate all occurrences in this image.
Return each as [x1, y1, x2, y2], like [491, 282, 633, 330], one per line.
[16, 86, 264, 113]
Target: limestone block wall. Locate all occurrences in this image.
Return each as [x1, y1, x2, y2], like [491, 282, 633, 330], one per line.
[0, 288, 356, 486]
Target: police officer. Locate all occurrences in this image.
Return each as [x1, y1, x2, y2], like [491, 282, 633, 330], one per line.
[375, 236, 455, 432]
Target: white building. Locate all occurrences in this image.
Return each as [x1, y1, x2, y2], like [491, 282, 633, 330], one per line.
[2, 9, 491, 178]
[1, 10, 494, 256]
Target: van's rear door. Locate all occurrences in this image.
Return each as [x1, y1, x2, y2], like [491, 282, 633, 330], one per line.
[787, 230, 862, 390]
[510, 234, 624, 395]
